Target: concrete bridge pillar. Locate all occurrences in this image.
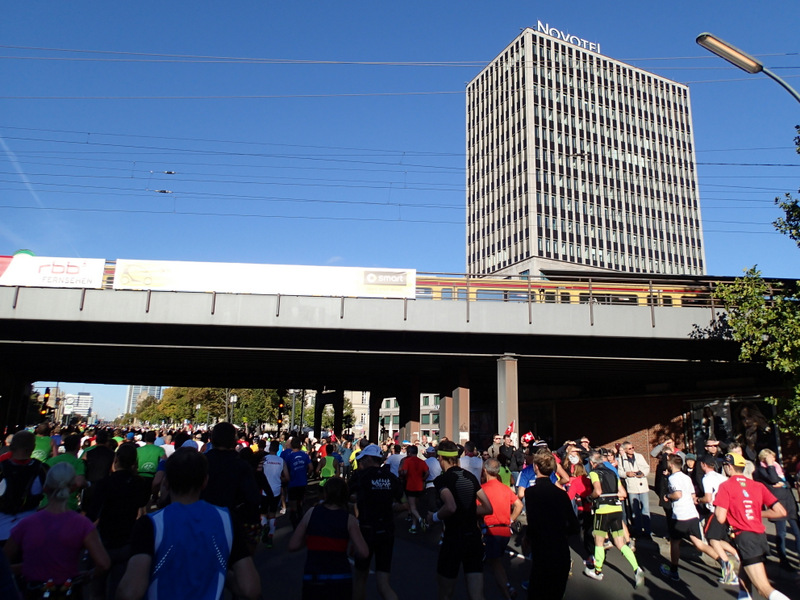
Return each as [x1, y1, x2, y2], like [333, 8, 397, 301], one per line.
[368, 389, 388, 443]
[398, 378, 420, 444]
[0, 370, 30, 435]
[440, 388, 470, 443]
[497, 355, 519, 445]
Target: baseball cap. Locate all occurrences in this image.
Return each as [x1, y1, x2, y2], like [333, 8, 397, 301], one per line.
[424, 446, 437, 456]
[126, 432, 135, 440]
[725, 453, 746, 468]
[181, 440, 199, 450]
[685, 453, 697, 461]
[356, 444, 383, 460]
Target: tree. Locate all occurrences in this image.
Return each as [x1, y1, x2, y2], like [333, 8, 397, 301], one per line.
[321, 397, 354, 431]
[135, 395, 165, 424]
[714, 126, 800, 435]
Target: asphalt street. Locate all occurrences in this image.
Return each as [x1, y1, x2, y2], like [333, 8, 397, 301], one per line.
[253, 484, 799, 599]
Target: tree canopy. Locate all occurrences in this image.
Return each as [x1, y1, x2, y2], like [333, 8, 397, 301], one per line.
[714, 126, 800, 435]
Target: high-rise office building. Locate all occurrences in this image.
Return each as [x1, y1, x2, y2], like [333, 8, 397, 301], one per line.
[466, 23, 706, 276]
[125, 385, 162, 414]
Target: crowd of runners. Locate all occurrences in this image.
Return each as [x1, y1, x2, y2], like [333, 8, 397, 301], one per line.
[0, 421, 797, 600]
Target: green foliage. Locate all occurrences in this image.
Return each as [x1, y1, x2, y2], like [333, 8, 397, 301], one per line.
[132, 387, 283, 426]
[713, 127, 800, 435]
[321, 397, 354, 430]
[772, 127, 800, 247]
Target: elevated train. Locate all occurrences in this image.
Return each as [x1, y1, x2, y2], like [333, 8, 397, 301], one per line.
[0, 253, 738, 308]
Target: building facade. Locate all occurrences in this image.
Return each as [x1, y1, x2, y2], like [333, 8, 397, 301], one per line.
[125, 385, 162, 415]
[378, 393, 441, 442]
[466, 23, 706, 277]
[63, 392, 93, 418]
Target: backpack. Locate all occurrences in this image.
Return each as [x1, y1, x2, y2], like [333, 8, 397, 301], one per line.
[0, 459, 47, 515]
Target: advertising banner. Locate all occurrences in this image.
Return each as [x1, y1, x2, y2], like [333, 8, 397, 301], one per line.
[114, 259, 416, 299]
[0, 254, 107, 289]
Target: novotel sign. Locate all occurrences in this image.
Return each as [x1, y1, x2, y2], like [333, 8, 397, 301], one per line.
[537, 20, 601, 54]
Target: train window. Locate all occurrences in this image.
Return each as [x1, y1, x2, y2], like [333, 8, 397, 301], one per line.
[611, 295, 638, 305]
[578, 293, 592, 304]
[441, 288, 453, 300]
[418, 287, 433, 299]
[662, 296, 673, 307]
[457, 288, 468, 301]
[647, 294, 659, 306]
[560, 292, 571, 304]
[505, 291, 531, 302]
[544, 291, 557, 303]
[477, 289, 502, 301]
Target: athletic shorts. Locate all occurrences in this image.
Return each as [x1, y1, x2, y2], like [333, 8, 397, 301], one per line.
[260, 488, 280, 514]
[405, 489, 423, 498]
[592, 511, 624, 537]
[354, 525, 395, 573]
[668, 517, 702, 541]
[703, 514, 729, 542]
[288, 485, 306, 503]
[438, 531, 484, 578]
[482, 532, 510, 560]
[732, 530, 769, 566]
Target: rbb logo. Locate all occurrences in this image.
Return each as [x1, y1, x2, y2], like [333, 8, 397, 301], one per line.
[38, 262, 86, 275]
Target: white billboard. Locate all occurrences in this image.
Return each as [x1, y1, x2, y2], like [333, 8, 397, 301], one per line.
[0, 254, 107, 289]
[113, 259, 416, 299]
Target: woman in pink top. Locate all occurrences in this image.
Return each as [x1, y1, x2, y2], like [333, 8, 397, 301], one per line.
[4, 462, 110, 593]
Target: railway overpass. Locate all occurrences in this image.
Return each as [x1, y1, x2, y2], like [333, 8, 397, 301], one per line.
[0, 284, 778, 442]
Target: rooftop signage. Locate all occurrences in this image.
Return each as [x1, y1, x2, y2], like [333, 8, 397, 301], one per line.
[537, 20, 601, 54]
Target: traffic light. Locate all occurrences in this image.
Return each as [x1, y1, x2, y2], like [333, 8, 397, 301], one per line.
[43, 388, 50, 403]
[277, 398, 285, 428]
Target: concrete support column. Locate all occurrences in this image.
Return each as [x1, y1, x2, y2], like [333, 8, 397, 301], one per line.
[497, 355, 519, 446]
[438, 395, 454, 441]
[313, 387, 326, 440]
[440, 388, 470, 443]
[331, 389, 344, 441]
[398, 378, 420, 444]
[368, 390, 387, 443]
[0, 370, 30, 435]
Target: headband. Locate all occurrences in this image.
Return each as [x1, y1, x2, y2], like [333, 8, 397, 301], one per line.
[437, 450, 459, 458]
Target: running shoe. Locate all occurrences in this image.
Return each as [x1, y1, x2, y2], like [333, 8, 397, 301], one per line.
[408, 526, 417, 534]
[659, 564, 679, 582]
[419, 518, 427, 533]
[634, 568, 645, 588]
[583, 567, 604, 581]
[520, 581, 528, 591]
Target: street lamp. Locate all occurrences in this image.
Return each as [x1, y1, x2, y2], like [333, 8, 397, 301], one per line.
[696, 32, 800, 104]
[229, 394, 238, 424]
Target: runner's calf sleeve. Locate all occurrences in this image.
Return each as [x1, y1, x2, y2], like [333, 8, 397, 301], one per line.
[620, 544, 639, 571]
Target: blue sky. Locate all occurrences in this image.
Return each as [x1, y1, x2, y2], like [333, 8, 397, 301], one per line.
[4, 2, 798, 418]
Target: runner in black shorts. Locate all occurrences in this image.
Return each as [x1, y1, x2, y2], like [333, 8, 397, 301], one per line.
[349, 444, 404, 600]
[427, 440, 493, 600]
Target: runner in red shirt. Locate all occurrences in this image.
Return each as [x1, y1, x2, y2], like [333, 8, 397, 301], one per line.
[481, 458, 523, 599]
[715, 453, 790, 600]
[398, 445, 428, 534]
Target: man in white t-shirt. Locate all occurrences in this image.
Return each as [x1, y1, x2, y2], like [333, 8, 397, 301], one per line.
[699, 455, 740, 585]
[258, 441, 287, 548]
[459, 441, 484, 481]
[384, 444, 405, 477]
[659, 454, 723, 582]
